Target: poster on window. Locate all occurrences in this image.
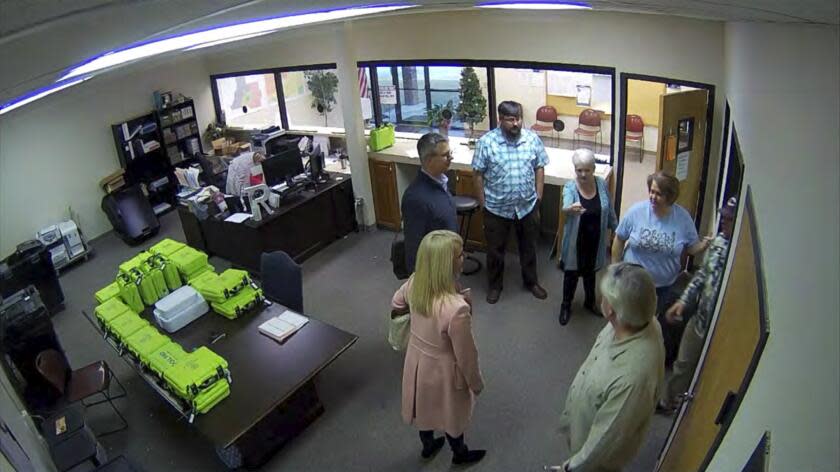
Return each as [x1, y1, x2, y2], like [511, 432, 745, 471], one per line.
[379, 85, 397, 105]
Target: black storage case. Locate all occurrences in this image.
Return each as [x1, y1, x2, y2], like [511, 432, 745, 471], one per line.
[101, 184, 161, 245]
[1, 240, 64, 314]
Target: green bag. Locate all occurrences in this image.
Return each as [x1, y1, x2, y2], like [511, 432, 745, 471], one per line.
[94, 282, 121, 304]
[94, 297, 131, 330]
[388, 311, 411, 351]
[168, 246, 211, 280]
[192, 378, 230, 414]
[369, 123, 395, 151]
[124, 326, 170, 365]
[148, 342, 189, 378]
[163, 346, 230, 401]
[149, 238, 186, 258]
[211, 286, 264, 320]
[117, 273, 144, 312]
[108, 312, 149, 344]
[190, 269, 251, 303]
[152, 255, 182, 291]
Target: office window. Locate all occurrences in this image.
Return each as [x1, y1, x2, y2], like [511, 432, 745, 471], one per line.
[282, 68, 344, 130]
[359, 67, 374, 130]
[494, 67, 613, 152]
[374, 64, 490, 138]
[215, 73, 281, 129]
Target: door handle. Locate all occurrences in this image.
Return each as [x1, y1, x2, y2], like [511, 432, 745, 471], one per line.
[714, 390, 738, 425]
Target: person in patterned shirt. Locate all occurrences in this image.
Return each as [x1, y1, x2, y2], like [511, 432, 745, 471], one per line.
[472, 100, 549, 304]
[658, 196, 738, 413]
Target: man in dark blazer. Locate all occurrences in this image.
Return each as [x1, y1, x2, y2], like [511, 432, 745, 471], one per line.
[401, 132, 458, 273]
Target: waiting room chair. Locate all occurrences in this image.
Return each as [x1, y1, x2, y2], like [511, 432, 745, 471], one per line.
[260, 251, 304, 313]
[35, 349, 127, 436]
[625, 114, 645, 162]
[530, 105, 559, 147]
[573, 108, 603, 151]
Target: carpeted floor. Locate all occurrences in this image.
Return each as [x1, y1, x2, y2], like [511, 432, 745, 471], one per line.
[53, 211, 672, 471]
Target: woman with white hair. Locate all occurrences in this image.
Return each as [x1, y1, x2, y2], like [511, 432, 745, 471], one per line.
[392, 230, 486, 465]
[555, 262, 665, 471]
[558, 149, 617, 325]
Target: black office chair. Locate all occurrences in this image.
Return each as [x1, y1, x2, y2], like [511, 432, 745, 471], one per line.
[453, 196, 482, 275]
[195, 153, 227, 189]
[260, 251, 304, 313]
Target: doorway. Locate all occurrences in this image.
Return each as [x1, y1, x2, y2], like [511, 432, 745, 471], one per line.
[616, 74, 715, 227]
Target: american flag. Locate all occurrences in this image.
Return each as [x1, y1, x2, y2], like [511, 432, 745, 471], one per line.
[358, 68, 368, 98]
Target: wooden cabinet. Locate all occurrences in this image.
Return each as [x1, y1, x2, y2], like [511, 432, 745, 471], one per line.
[369, 159, 401, 230]
[454, 170, 486, 250]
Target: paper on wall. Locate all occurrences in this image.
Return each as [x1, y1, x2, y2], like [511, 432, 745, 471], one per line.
[676, 151, 690, 181]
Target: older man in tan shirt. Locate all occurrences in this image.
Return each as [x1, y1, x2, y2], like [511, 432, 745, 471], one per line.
[555, 262, 665, 472]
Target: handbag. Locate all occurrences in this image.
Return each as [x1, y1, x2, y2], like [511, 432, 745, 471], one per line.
[390, 232, 410, 280]
[388, 309, 410, 351]
[369, 123, 395, 151]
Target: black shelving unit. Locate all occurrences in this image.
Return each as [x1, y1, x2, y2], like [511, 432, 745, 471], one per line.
[110, 113, 177, 216]
[156, 98, 203, 168]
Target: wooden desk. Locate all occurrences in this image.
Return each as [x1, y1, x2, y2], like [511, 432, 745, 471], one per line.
[85, 302, 357, 469]
[179, 174, 356, 273]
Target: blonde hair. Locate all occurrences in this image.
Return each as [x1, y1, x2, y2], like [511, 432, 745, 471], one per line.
[408, 230, 463, 317]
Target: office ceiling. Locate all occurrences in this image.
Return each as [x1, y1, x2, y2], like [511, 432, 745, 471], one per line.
[1, 0, 838, 106]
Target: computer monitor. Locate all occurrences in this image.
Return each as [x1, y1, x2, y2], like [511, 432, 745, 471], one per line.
[263, 148, 304, 186]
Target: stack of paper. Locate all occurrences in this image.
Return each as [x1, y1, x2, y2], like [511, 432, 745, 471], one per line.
[258, 310, 309, 343]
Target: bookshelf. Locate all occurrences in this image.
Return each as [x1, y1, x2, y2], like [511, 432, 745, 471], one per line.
[156, 98, 203, 167]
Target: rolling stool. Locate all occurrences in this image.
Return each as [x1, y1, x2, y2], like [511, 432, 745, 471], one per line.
[454, 195, 483, 275]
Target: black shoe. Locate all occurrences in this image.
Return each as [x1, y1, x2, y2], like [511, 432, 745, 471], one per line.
[528, 284, 548, 300]
[656, 401, 677, 416]
[583, 301, 602, 317]
[486, 289, 501, 304]
[452, 449, 486, 465]
[421, 437, 445, 459]
[558, 305, 571, 325]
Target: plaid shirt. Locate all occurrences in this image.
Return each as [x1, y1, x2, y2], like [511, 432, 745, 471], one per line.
[471, 128, 549, 219]
[679, 233, 731, 338]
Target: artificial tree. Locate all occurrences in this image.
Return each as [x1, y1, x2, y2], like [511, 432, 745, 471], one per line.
[304, 70, 339, 126]
[456, 67, 487, 141]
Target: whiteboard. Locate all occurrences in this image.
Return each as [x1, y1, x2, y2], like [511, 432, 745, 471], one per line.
[547, 71, 592, 97]
[591, 74, 613, 113]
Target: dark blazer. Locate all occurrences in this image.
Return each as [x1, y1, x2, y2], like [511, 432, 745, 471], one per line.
[401, 170, 458, 273]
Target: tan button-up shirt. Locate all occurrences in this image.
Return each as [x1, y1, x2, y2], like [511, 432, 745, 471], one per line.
[560, 320, 665, 471]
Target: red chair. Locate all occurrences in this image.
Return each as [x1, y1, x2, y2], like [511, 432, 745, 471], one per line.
[531, 105, 558, 146]
[36, 349, 127, 436]
[625, 114, 645, 162]
[573, 109, 603, 151]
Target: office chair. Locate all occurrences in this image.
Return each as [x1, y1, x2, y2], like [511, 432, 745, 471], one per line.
[195, 153, 228, 189]
[573, 109, 603, 151]
[625, 114, 645, 162]
[35, 349, 127, 436]
[260, 251, 303, 313]
[530, 105, 559, 147]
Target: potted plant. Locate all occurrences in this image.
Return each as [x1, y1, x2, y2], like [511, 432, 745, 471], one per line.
[426, 101, 454, 136]
[456, 67, 488, 145]
[304, 70, 339, 126]
[204, 122, 228, 153]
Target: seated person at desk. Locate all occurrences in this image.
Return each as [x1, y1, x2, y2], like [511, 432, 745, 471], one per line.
[401, 132, 458, 273]
[225, 151, 265, 196]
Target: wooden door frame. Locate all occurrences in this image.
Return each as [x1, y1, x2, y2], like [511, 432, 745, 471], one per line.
[656, 185, 771, 471]
[615, 73, 715, 229]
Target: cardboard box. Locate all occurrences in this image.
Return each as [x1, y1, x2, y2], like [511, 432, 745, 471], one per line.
[212, 138, 227, 152]
[99, 169, 126, 194]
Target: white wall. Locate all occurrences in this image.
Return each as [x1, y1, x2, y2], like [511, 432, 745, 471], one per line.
[706, 22, 840, 471]
[0, 55, 214, 257]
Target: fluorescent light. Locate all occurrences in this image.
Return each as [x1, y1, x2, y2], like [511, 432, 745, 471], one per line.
[477, 1, 590, 10]
[60, 5, 415, 81]
[0, 76, 92, 116]
[184, 31, 274, 51]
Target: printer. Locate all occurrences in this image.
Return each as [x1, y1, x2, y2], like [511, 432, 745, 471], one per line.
[35, 220, 87, 270]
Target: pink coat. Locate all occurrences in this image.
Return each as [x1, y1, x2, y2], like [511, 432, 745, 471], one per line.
[393, 279, 484, 436]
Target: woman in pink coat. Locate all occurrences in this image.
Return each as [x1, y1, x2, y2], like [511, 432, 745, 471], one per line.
[392, 230, 486, 465]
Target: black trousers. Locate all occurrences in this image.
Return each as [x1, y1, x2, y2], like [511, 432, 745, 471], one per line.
[562, 269, 596, 308]
[420, 430, 468, 453]
[482, 207, 540, 291]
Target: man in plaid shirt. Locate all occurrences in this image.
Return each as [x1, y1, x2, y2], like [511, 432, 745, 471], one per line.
[472, 101, 549, 304]
[658, 196, 738, 413]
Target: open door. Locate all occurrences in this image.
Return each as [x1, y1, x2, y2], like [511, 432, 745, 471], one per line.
[656, 89, 708, 220]
[656, 186, 770, 471]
